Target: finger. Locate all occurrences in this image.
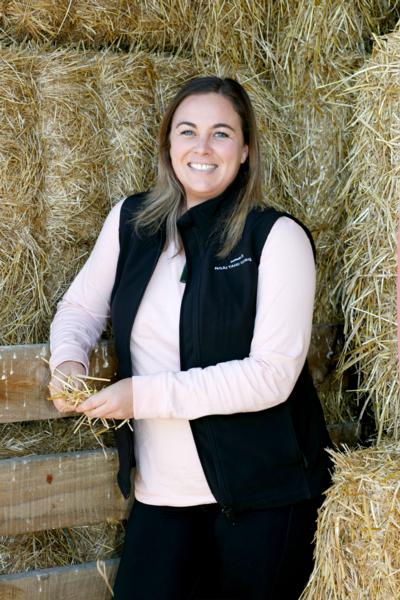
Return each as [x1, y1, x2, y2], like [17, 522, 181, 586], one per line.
[83, 402, 115, 420]
[76, 391, 107, 413]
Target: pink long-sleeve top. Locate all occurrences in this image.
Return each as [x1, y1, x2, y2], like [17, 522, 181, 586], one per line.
[50, 199, 316, 506]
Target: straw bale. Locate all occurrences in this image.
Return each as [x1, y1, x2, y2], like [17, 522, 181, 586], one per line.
[0, 521, 123, 574]
[0, 0, 196, 52]
[265, 1, 373, 326]
[301, 442, 400, 600]
[336, 30, 399, 440]
[97, 48, 157, 201]
[69, 1, 138, 48]
[1, 0, 75, 44]
[259, 1, 398, 326]
[131, 0, 196, 54]
[191, 0, 271, 70]
[0, 47, 47, 345]
[37, 48, 108, 242]
[34, 48, 110, 331]
[0, 0, 271, 63]
[151, 53, 197, 120]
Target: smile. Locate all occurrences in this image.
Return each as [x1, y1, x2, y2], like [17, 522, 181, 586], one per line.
[188, 162, 217, 172]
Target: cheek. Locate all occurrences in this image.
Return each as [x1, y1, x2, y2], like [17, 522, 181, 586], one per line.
[169, 139, 186, 165]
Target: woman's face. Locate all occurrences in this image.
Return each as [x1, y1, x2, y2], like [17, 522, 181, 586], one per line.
[169, 92, 249, 209]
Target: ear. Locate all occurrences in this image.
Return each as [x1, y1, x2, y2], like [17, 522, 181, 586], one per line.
[241, 144, 249, 164]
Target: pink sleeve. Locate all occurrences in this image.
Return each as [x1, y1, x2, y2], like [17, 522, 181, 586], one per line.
[49, 201, 122, 374]
[133, 217, 316, 419]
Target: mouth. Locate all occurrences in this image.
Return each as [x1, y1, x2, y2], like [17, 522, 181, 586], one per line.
[188, 162, 217, 172]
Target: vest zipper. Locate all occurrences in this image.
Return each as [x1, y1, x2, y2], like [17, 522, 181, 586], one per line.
[181, 228, 234, 511]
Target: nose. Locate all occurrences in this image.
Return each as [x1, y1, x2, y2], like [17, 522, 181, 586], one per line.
[194, 134, 212, 154]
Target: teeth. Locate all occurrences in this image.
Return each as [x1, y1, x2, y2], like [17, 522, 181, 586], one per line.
[189, 163, 216, 171]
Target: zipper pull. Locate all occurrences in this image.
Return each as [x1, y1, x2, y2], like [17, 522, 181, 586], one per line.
[222, 506, 236, 526]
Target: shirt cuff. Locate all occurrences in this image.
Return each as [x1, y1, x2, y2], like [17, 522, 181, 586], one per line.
[49, 347, 89, 376]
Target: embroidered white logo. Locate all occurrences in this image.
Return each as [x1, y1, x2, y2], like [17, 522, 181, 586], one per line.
[214, 254, 253, 271]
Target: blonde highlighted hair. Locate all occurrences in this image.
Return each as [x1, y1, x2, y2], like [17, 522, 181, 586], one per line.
[134, 76, 266, 257]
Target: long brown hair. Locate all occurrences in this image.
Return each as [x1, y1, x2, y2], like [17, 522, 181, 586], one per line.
[134, 76, 265, 257]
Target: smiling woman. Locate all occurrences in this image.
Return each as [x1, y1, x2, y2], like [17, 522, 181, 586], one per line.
[169, 93, 248, 209]
[49, 76, 332, 599]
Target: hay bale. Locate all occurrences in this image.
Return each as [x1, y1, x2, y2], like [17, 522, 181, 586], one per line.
[35, 48, 110, 324]
[1, 0, 137, 47]
[97, 48, 157, 201]
[267, 1, 373, 326]
[131, 0, 195, 54]
[0, 0, 272, 67]
[0, 47, 47, 344]
[1, 0, 74, 44]
[301, 442, 400, 599]
[336, 29, 399, 440]
[70, 0, 138, 48]
[0, 0, 197, 52]
[192, 0, 270, 70]
[257, 1, 399, 326]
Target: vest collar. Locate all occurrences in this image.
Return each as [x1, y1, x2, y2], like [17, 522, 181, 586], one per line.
[176, 175, 243, 235]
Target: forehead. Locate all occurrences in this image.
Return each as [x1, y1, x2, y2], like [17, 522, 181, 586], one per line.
[171, 93, 240, 126]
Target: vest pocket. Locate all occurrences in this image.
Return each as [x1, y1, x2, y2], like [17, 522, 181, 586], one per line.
[193, 402, 304, 503]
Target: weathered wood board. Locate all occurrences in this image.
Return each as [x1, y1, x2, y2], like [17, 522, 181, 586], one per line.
[0, 449, 132, 536]
[0, 342, 116, 423]
[0, 559, 119, 600]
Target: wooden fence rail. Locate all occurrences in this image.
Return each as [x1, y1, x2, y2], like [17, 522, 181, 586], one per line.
[0, 449, 131, 536]
[0, 342, 116, 423]
[0, 559, 119, 600]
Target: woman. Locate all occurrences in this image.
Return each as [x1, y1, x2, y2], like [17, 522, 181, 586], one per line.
[49, 76, 332, 599]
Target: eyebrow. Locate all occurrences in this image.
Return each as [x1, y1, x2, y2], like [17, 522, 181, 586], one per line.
[175, 121, 235, 132]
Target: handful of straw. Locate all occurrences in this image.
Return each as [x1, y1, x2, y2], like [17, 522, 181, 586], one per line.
[48, 366, 132, 440]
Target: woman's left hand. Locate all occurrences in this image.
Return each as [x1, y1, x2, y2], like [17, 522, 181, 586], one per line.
[76, 378, 134, 420]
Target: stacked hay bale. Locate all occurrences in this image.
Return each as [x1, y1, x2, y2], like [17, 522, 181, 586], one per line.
[336, 30, 399, 440]
[301, 442, 400, 599]
[0, 47, 47, 345]
[258, 0, 400, 426]
[301, 25, 400, 600]
[37, 48, 110, 328]
[0, 0, 270, 63]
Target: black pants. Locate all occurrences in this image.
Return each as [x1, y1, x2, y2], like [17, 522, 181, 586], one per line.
[113, 496, 322, 600]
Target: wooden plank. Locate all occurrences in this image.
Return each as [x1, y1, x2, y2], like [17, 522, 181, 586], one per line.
[0, 559, 119, 600]
[0, 342, 116, 423]
[0, 449, 132, 536]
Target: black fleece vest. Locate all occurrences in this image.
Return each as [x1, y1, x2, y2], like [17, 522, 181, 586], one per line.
[110, 186, 332, 511]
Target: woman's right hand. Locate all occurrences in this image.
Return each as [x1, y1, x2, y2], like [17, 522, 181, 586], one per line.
[48, 360, 86, 413]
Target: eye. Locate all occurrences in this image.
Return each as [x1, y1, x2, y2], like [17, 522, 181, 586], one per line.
[180, 129, 195, 136]
[214, 131, 229, 139]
